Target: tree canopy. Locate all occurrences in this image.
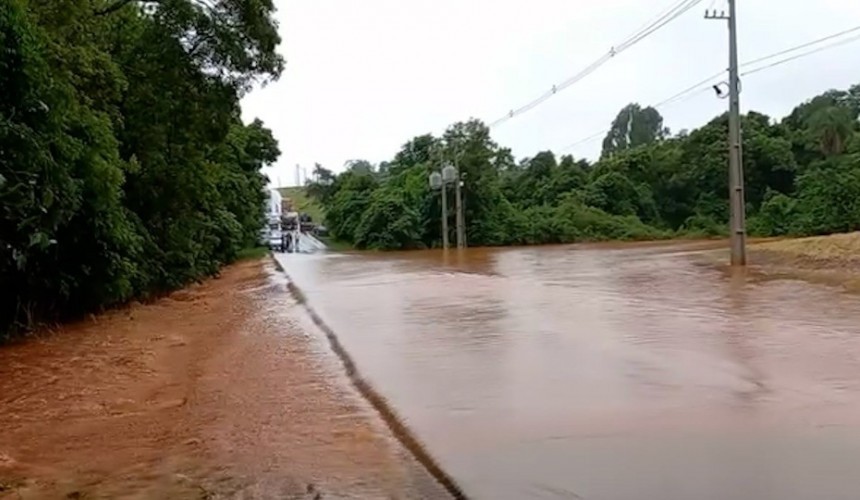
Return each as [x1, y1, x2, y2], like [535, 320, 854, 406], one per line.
[602, 103, 668, 158]
[1, 0, 282, 338]
[307, 88, 860, 250]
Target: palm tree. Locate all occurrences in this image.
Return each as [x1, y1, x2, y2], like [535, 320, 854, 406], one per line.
[808, 107, 854, 157]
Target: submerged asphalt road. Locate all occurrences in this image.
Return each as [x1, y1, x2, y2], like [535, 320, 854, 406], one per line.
[276, 241, 860, 500]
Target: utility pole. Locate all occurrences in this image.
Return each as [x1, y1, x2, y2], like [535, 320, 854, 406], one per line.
[706, 0, 746, 266]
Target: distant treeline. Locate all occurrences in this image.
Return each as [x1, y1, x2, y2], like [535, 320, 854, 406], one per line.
[307, 86, 860, 250]
[1, 0, 282, 338]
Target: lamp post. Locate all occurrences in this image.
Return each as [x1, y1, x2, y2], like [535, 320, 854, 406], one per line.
[429, 171, 448, 249]
[442, 164, 459, 250]
[454, 172, 465, 249]
[429, 164, 460, 249]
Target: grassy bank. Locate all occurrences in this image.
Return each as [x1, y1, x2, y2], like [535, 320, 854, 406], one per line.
[749, 232, 860, 290]
[237, 246, 269, 260]
[752, 232, 860, 265]
[316, 236, 354, 252]
[277, 186, 325, 223]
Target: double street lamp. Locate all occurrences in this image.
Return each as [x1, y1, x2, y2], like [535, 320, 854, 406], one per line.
[429, 164, 465, 249]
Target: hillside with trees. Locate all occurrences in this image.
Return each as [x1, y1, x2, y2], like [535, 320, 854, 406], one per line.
[0, 0, 282, 338]
[307, 84, 860, 250]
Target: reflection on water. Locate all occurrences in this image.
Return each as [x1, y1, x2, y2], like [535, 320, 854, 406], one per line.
[276, 241, 860, 500]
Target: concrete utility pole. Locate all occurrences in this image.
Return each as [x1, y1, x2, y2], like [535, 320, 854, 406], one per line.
[706, 0, 747, 266]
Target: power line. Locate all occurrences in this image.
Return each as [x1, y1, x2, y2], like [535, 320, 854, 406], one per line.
[742, 25, 860, 67]
[658, 24, 860, 105]
[621, 0, 693, 46]
[741, 32, 860, 77]
[488, 0, 706, 129]
[563, 130, 609, 152]
[615, 0, 703, 53]
[623, 0, 694, 45]
[652, 70, 725, 108]
[558, 25, 860, 154]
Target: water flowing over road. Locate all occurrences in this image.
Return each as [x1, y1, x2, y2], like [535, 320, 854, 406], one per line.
[276, 241, 860, 500]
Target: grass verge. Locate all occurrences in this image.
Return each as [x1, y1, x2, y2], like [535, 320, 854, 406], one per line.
[747, 232, 860, 291]
[237, 246, 269, 260]
[316, 236, 353, 251]
[277, 186, 325, 223]
[752, 232, 860, 264]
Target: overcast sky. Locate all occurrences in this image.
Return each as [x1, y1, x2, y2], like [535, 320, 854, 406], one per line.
[241, 0, 860, 187]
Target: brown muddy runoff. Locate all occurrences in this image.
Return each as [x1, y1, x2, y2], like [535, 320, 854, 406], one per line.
[0, 260, 448, 499]
[277, 240, 860, 500]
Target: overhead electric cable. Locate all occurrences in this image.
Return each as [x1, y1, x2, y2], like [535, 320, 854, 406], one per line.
[557, 25, 860, 153]
[741, 32, 860, 77]
[741, 25, 860, 67]
[488, 0, 706, 128]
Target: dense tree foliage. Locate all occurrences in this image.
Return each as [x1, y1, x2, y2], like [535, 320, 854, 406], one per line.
[1, 0, 282, 337]
[602, 103, 668, 158]
[309, 87, 860, 250]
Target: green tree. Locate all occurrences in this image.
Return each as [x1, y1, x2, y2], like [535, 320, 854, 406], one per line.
[310, 82, 860, 252]
[807, 107, 855, 157]
[793, 156, 860, 235]
[601, 103, 667, 158]
[1, 0, 283, 338]
[323, 171, 378, 243]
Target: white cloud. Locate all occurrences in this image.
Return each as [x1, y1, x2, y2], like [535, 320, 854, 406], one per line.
[241, 0, 860, 186]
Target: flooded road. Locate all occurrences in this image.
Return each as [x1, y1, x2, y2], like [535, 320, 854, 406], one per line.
[276, 241, 860, 500]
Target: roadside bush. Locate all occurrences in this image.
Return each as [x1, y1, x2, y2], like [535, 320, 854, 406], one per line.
[353, 189, 423, 250]
[305, 84, 860, 252]
[1, 0, 282, 338]
[748, 190, 799, 236]
[793, 157, 860, 235]
[680, 214, 728, 238]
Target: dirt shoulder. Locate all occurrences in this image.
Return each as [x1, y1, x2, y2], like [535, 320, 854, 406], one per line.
[0, 259, 448, 499]
[748, 232, 860, 290]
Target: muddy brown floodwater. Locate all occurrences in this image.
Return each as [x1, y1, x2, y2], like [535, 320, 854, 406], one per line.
[276, 240, 860, 500]
[0, 260, 449, 499]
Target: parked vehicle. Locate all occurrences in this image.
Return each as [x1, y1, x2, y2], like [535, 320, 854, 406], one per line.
[261, 188, 286, 251]
[265, 218, 284, 252]
[282, 211, 299, 231]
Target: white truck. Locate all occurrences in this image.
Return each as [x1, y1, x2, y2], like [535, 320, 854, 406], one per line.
[263, 188, 285, 252]
[266, 218, 285, 252]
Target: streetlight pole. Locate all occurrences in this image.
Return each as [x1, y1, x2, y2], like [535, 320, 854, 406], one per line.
[442, 164, 458, 249]
[706, 0, 746, 266]
[429, 171, 448, 249]
[453, 156, 466, 249]
[441, 181, 449, 249]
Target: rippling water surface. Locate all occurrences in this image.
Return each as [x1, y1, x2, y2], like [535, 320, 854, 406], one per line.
[276, 241, 860, 499]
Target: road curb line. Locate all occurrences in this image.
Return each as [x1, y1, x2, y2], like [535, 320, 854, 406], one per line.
[269, 254, 469, 500]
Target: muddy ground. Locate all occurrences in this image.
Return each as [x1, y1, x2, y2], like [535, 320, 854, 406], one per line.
[0, 259, 449, 499]
[747, 232, 860, 290]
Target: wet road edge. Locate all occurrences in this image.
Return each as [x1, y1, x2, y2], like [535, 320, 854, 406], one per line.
[270, 254, 469, 500]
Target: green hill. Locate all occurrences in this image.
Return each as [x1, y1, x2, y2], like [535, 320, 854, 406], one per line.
[277, 186, 324, 224]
